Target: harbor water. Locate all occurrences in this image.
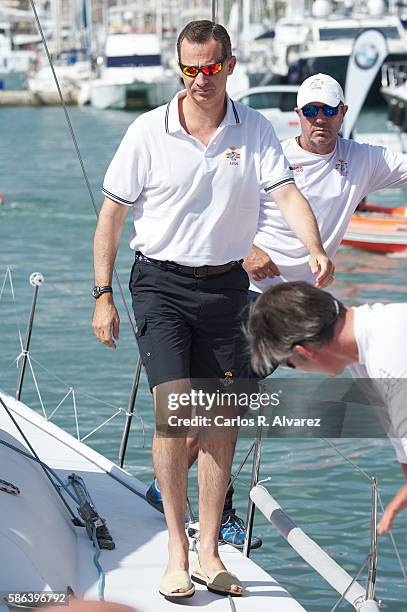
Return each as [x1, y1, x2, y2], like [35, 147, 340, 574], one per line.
[1, 106, 407, 610]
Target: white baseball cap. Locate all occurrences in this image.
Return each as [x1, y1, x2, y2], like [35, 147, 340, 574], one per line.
[297, 73, 345, 109]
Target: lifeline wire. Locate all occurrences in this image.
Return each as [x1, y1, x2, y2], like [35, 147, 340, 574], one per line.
[329, 553, 370, 612]
[0, 397, 82, 520]
[0, 267, 24, 352]
[323, 438, 407, 581]
[377, 489, 407, 582]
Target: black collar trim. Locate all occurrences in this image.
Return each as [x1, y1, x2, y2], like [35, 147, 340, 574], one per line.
[231, 100, 240, 124]
[164, 102, 170, 133]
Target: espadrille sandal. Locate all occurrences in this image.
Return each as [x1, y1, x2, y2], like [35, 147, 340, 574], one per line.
[159, 570, 195, 600]
[191, 560, 243, 597]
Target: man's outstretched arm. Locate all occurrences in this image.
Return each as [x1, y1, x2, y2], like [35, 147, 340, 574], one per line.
[378, 463, 407, 534]
[245, 183, 335, 287]
[92, 197, 129, 349]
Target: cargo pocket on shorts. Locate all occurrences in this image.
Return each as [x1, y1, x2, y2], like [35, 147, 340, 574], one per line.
[136, 318, 147, 338]
[135, 317, 156, 367]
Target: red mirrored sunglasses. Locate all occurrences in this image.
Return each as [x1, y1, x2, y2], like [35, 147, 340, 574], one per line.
[179, 60, 224, 78]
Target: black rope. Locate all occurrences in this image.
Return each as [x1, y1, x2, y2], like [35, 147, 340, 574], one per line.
[0, 396, 80, 521]
[0, 417, 146, 503]
[0, 437, 80, 506]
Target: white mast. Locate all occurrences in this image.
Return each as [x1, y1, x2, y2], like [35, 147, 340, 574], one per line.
[51, 0, 62, 54]
[156, 0, 162, 38]
[242, 0, 250, 45]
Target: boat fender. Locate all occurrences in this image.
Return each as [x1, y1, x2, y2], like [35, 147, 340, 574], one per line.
[251, 485, 367, 609]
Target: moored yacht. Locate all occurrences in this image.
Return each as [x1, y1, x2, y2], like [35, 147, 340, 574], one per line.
[381, 62, 407, 131]
[27, 52, 93, 105]
[0, 22, 35, 90]
[89, 32, 180, 110]
[272, 3, 407, 104]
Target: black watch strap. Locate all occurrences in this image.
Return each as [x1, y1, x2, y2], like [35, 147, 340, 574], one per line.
[92, 285, 113, 299]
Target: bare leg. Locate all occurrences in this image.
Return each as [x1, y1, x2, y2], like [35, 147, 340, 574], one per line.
[186, 436, 199, 467]
[152, 435, 199, 492]
[197, 431, 242, 594]
[153, 381, 191, 590]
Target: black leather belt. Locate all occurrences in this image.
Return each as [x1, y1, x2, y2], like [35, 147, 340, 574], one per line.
[135, 252, 243, 277]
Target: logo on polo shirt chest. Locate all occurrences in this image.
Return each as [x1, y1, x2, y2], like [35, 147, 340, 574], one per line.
[226, 146, 241, 165]
[335, 159, 349, 176]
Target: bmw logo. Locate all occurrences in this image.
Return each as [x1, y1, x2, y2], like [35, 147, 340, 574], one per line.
[355, 43, 379, 70]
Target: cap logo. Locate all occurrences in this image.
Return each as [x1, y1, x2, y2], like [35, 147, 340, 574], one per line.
[309, 78, 324, 90]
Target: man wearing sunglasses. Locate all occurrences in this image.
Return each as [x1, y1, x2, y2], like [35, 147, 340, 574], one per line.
[247, 281, 407, 537]
[246, 73, 407, 295]
[93, 20, 334, 599]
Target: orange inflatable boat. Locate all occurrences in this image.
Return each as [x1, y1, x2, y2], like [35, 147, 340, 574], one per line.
[342, 203, 407, 253]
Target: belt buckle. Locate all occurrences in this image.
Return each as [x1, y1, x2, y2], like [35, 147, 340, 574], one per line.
[193, 265, 208, 277]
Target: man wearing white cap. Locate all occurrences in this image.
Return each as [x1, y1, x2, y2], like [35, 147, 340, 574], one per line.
[244, 73, 407, 289]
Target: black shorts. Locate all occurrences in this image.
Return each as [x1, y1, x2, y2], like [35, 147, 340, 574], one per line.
[129, 257, 250, 390]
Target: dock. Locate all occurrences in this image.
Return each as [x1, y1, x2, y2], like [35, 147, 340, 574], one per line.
[0, 90, 78, 106]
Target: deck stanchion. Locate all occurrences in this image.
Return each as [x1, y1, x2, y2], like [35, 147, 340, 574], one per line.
[16, 273, 44, 401]
[366, 478, 378, 603]
[243, 401, 263, 557]
[118, 357, 143, 468]
[186, 497, 195, 524]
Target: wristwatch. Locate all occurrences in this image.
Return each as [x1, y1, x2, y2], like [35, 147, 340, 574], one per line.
[92, 285, 113, 299]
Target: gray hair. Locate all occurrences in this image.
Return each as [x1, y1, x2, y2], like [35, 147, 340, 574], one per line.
[177, 20, 232, 62]
[247, 282, 345, 374]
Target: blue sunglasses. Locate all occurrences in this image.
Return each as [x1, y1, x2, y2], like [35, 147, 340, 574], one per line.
[301, 104, 341, 118]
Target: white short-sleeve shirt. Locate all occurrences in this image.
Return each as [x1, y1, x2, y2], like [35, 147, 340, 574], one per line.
[102, 90, 294, 266]
[250, 137, 407, 292]
[348, 303, 407, 463]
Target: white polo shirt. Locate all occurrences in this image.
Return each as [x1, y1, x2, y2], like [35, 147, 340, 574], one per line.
[251, 136, 407, 292]
[349, 303, 407, 463]
[102, 90, 293, 266]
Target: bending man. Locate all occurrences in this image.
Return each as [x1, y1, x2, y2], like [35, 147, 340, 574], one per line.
[247, 281, 407, 534]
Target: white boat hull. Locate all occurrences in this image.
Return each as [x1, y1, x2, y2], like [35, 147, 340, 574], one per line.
[90, 81, 129, 109]
[90, 77, 180, 110]
[0, 389, 305, 610]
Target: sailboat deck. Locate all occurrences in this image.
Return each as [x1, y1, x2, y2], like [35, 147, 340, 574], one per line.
[0, 390, 305, 611]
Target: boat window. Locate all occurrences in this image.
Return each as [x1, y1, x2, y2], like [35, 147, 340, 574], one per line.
[319, 27, 400, 40]
[239, 91, 297, 111]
